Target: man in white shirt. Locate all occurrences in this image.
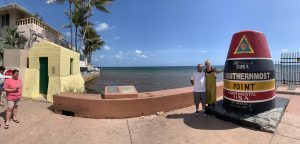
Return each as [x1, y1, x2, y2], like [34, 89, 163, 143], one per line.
[190, 64, 206, 116]
[0, 66, 11, 106]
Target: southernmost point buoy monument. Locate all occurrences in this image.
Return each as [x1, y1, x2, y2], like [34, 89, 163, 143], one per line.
[223, 30, 275, 112]
[206, 30, 289, 133]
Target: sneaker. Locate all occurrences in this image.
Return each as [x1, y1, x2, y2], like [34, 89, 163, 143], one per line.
[194, 110, 199, 116]
[202, 110, 207, 117]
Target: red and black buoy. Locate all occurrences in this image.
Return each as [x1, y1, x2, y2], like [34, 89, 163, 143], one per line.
[223, 30, 275, 113]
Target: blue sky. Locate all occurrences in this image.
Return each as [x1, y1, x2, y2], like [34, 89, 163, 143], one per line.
[1, 0, 300, 66]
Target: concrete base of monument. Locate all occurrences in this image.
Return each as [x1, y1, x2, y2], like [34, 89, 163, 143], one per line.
[205, 97, 289, 133]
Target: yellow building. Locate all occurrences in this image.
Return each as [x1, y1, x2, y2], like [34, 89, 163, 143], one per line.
[23, 40, 85, 102]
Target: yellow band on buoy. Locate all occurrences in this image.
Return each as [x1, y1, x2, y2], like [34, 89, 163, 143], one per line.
[224, 79, 275, 91]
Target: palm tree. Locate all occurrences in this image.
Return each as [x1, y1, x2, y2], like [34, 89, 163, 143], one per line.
[79, 0, 112, 46]
[87, 0, 112, 13]
[0, 26, 28, 61]
[48, 0, 112, 65]
[0, 37, 6, 60]
[48, 0, 112, 51]
[48, 0, 75, 49]
[79, 0, 112, 12]
[81, 26, 104, 63]
[2, 26, 28, 49]
[65, 3, 92, 51]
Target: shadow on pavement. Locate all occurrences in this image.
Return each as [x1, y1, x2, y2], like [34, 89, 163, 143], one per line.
[166, 112, 239, 130]
[0, 110, 5, 121]
[47, 105, 54, 112]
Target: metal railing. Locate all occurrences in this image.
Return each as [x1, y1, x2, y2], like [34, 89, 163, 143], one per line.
[274, 52, 300, 88]
[16, 17, 61, 37]
[15, 17, 74, 50]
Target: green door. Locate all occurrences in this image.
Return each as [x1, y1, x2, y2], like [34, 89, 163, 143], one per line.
[39, 57, 49, 94]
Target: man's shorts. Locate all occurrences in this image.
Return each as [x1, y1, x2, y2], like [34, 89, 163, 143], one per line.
[0, 84, 3, 91]
[193, 92, 206, 104]
[7, 99, 20, 109]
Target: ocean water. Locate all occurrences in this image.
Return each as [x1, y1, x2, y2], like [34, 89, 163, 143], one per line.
[85, 66, 224, 93]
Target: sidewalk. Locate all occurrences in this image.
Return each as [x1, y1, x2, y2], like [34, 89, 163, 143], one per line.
[276, 85, 300, 95]
[0, 93, 299, 144]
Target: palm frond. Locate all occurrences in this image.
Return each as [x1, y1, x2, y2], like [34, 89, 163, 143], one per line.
[64, 10, 70, 18]
[2, 26, 27, 49]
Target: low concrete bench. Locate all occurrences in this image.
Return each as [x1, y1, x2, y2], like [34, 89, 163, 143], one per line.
[53, 82, 224, 119]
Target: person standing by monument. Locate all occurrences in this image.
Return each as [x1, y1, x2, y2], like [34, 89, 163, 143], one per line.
[3, 69, 22, 129]
[204, 60, 223, 107]
[0, 66, 11, 106]
[190, 64, 207, 116]
[0, 66, 6, 106]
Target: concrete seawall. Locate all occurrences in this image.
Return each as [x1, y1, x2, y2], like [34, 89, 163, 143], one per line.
[82, 71, 100, 82]
[53, 81, 224, 119]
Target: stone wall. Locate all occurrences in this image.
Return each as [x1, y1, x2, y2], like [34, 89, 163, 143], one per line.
[3, 49, 28, 82]
[53, 82, 224, 119]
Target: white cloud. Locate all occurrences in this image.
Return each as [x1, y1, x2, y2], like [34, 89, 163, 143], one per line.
[135, 50, 142, 54]
[94, 58, 99, 62]
[140, 54, 148, 58]
[46, 0, 56, 4]
[64, 32, 71, 37]
[96, 23, 109, 31]
[115, 51, 123, 59]
[95, 23, 116, 32]
[103, 45, 111, 50]
[282, 49, 288, 52]
[135, 50, 148, 58]
[115, 54, 123, 59]
[99, 55, 104, 59]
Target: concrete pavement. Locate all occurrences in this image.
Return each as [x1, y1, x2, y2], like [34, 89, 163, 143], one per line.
[0, 93, 299, 144]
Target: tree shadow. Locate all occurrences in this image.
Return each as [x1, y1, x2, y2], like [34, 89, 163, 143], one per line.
[166, 112, 239, 130]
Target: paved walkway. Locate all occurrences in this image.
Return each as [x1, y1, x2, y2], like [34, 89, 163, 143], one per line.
[0, 93, 299, 144]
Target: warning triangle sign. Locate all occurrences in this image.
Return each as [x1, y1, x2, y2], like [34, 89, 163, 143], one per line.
[234, 35, 254, 54]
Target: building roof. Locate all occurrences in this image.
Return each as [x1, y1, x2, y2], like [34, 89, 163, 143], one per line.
[0, 3, 63, 36]
[32, 40, 79, 54]
[0, 3, 32, 16]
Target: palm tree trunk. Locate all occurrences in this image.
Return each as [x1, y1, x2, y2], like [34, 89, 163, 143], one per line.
[69, 0, 73, 50]
[75, 26, 78, 51]
[88, 53, 92, 64]
[74, 4, 78, 52]
[79, 0, 91, 51]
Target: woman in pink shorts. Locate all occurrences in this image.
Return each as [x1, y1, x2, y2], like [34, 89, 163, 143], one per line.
[3, 69, 22, 129]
